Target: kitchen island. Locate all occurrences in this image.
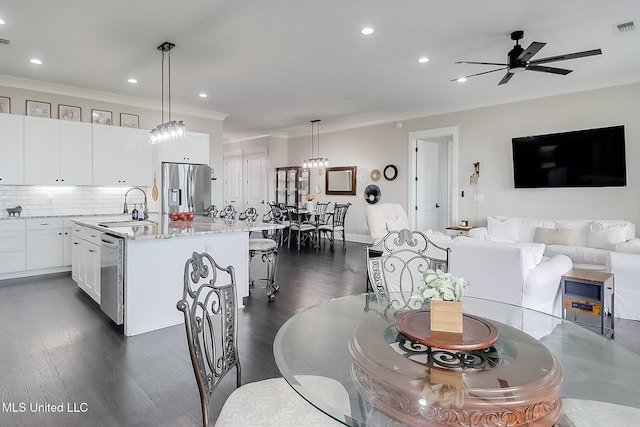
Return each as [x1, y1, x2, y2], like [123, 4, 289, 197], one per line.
[72, 215, 281, 336]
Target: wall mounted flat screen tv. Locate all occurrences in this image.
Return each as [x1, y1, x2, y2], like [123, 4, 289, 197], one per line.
[512, 125, 626, 188]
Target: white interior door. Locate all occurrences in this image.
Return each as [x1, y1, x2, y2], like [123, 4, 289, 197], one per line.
[416, 140, 440, 231]
[245, 151, 266, 215]
[224, 153, 242, 212]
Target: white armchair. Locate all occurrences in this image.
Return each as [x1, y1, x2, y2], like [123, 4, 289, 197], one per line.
[365, 203, 409, 246]
[607, 251, 640, 321]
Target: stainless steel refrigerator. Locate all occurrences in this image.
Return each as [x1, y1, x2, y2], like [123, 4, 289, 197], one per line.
[162, 162, 212, 215]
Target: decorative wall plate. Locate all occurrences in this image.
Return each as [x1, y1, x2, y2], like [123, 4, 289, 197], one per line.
[371, 169, 382, 182]
[357, 167, 370, 184]
[384, 164, 398, 181]
[364, 185, 381, 204]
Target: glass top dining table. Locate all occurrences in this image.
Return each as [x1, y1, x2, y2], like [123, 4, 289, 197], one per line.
[273, 293, 640, 426]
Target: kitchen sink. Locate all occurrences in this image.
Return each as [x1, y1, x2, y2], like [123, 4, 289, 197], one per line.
[98, 220, 156, 228]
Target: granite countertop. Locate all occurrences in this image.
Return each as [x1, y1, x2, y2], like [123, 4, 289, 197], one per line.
[72, 214, 284, 240]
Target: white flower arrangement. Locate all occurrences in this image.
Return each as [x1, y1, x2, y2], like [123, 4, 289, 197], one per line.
[419, 269, 470, 302]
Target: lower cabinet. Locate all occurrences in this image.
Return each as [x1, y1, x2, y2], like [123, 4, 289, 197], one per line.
[26, 218, 68, 270]
[0, 219, 26, 274]
[71, 225, 101, 303]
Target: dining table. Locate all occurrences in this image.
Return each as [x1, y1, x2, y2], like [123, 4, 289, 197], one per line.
[273, 293, 640, 426]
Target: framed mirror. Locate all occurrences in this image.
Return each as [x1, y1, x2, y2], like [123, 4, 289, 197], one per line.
[325, 166, 357, 195]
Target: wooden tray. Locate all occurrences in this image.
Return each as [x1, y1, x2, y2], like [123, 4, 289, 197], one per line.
[395, 309, 499, 351]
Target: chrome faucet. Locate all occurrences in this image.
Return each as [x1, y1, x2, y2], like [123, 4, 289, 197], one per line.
[123, 187, 149, 220]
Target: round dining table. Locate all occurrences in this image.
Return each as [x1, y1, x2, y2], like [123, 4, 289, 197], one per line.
[274, 294, 640, 427]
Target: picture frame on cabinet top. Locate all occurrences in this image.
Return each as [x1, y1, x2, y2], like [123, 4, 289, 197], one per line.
[0, 96, 9, 114]
[59, 104, 81, 122]
[92, 109, 112, 125]
[120, 113, 139, 128]
[26, 100, 51, 118]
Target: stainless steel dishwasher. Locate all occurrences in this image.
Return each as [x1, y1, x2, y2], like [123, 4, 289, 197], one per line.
[100, 233, 124, 325]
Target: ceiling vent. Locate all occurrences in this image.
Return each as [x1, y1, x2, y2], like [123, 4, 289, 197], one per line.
[0, 38, 10, 46]
[615, 21, 635, 34]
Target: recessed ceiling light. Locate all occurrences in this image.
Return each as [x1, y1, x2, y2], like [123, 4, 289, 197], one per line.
[29, 58, 43, 65]
[418, 57, 429, 63]
[361, 27, 374, 35]
[198, 93, 207, 98]
[127, 78, 138, 84]
[457, 77, 467, 83]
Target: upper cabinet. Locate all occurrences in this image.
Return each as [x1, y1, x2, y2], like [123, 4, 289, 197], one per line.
[24, 117, 93, 185]
[93, 125, 151, 186]
[160, 131, 210, 164]
[0, 113, 24, 185]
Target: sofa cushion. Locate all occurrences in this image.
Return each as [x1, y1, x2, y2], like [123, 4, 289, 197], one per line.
[493, 216, 556, 242]
[386, 216, 409, 232]
[487, 217, 519, 241]
[545, 244, 608, 266]
[533, 227, 578, 245]
[554, 220, 590, 246]
[587, 221, 633, 250]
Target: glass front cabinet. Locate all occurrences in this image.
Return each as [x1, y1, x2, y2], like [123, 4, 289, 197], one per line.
[276, 167, 309, 207]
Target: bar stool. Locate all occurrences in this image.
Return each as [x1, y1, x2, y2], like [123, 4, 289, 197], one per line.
[249, 237, 279, 301]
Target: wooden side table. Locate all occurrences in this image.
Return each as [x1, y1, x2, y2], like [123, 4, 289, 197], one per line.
[445, 226, 473, 237]
[561, 269, 614, 337]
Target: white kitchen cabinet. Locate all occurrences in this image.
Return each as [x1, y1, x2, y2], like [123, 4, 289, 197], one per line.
[71, 224, 101, 303]
[0, 219, 26, 274]
[26, 218, 65, 270]
[160, 131, 210, 164]
[24, 117, 92, 185]
[0, 113, 24, 184]
[93, 125, 151, 186]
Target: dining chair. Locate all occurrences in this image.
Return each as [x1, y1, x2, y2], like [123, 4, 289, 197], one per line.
[177, 252, 349, 426]
[285, 205, 316, 250]
[366, 228, 450, 314]
[238, 207, 258, 221]
[317, 202, 351, 250]
[219, 204, 237, 219]
[314, 201, 331, 225]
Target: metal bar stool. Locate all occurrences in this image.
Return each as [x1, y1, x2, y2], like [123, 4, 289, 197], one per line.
[249, 238, 279, 301]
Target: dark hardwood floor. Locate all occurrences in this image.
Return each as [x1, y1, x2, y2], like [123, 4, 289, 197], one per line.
[0, 241, 638, 426]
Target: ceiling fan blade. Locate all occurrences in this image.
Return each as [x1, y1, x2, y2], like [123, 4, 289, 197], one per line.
[530, 49, 602, 65]
[526, 65, 573, 75]
[516, 41, 546, 62]
[498, 72, 514, 85]
[449, 67, 507, 81]
[455, 60, 508, 66]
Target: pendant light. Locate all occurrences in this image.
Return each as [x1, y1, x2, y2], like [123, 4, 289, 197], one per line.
[302, 119, 328, 168]
[149, 41, 186, 144]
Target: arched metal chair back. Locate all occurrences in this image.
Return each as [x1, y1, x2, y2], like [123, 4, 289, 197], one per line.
[176, 252, 240, 427]
[367, 229, 450, 314]
[203, 204, 218, 218]
[219, 204, 237, 219]
[239, 207, 258, 221]
[261, 205, 286, 245]
[318, 202, 351, 249]
[332, 202, 351, 228]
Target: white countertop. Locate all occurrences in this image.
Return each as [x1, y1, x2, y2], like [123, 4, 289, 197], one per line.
[72, 214, 284, 240]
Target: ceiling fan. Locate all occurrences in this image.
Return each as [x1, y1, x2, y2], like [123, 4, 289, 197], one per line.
[453, 30, 602, 85]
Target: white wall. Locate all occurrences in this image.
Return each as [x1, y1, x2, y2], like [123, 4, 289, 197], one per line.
[286, 82, 640, 241]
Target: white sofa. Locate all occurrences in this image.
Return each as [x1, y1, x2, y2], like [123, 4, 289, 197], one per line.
[442, 237, 572, 316]
[469, 216, 637, 269]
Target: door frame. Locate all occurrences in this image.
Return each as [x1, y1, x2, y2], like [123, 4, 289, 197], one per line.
[243, 148, 268, 215]
[407, 126, 459, 231]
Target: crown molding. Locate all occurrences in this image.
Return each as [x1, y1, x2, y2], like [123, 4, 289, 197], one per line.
[0, 74, 228, 121]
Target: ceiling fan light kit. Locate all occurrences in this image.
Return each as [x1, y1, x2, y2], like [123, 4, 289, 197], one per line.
[453, 30, 602, 85]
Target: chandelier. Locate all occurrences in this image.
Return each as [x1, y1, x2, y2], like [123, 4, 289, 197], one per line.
[150, 42, 186, 144]
[302, 119, 328, 168]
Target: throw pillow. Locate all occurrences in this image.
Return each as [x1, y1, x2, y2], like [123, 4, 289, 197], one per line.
[533, 227, 577, 245]
[386, 216, 409, 232]
[587, 221, 631, 250]
[487, 216, 519, 242]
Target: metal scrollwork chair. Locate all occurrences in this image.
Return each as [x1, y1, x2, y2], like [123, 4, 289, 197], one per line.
[366, 229, 450, 315]
[238, 207, 258, 221]
[219, 204, 237, 219]
[285, 205, 316, 250]
[317, 202, 351, 250]
[177, 252, 349, 426]
[314, 201, 331, 226]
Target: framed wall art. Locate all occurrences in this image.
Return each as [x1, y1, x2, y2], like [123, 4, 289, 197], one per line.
[0, 96, 10, 114]
[59, 104, 81, 122]
[91, 109, 112, 125]
[26, 100, 52, 118]
[120, 113, 139, 128]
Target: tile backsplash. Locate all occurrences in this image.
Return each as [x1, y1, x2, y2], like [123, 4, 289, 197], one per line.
[0, 186, 149, 218]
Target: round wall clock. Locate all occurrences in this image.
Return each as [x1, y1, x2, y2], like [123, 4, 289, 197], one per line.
[384, 164, 398, 181]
